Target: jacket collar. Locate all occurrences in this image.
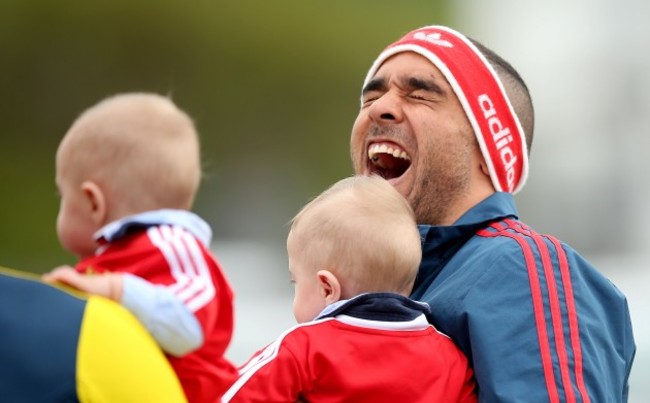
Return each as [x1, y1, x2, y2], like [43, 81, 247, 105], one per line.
[316, 292, 431, 322]
[412, 192, 518, 298]
[453, 191, 518, 226]
[94, 209, 212, 246]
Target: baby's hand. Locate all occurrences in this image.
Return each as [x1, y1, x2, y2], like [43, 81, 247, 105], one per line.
[43, 266, 123, 301]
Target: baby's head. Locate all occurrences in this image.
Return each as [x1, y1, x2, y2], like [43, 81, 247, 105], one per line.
[287, 175, 422, 323]
[55, 92, 201, 258]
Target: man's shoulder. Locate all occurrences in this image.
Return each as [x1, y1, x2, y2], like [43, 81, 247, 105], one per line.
[77, 296, 187, 402]
[459, 219, 616, 290]
[470, 218, 577, 257]
[447, 218, 593, 279]
[0, 270, 83, 402]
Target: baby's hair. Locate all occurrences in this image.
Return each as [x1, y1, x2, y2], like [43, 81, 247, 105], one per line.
[57, 93, 201, 217]
[289, 175, 421, 297]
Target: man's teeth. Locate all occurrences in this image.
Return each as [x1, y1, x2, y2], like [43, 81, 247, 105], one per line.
[368, 144, 410, 161]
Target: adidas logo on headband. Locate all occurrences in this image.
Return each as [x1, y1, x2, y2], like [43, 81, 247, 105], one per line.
[412, 32, 453, 48]
[362, 25, 529, 194]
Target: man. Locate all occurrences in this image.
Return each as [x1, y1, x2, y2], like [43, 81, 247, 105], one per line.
[0, 267, 187, 402]
[350, 25, 635, 402]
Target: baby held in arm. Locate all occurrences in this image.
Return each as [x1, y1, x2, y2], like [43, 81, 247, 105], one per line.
[222, 175, 477, 403]
[44, 92, 237, 403]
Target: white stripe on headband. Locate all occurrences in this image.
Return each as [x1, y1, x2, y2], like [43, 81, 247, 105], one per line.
[362, 25, 529, 194]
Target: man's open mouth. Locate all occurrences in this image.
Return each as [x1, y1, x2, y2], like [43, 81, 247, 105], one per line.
[367, 143, 411, 180]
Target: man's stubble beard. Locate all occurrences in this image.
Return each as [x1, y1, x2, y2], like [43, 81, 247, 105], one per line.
[409, 143, 473, 226]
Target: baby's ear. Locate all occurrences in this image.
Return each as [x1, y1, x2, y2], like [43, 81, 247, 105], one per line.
[81, 181, 107, 225]
[317, 269, 341, 305]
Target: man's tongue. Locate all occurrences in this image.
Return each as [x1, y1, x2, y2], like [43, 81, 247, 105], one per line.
[371, 153, 410, 179]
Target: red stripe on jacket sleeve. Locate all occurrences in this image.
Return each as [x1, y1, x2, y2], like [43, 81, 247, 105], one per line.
[545, 234, 591, 403]
[479, 220, 590, 403]
[479, 222, 560, 402]
[506, 220, 577, 403]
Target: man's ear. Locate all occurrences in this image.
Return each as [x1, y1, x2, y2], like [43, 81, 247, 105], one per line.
[81, 180, 107, 225]
[479, 160, 490, 176]
[316, 269, 341, 305]
[473, 150, 497, 196]
[475, 147, 490, 177]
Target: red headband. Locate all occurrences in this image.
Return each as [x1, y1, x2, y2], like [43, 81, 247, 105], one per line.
[363, 25, 529, 194]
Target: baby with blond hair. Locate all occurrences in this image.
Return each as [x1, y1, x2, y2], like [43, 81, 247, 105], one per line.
[287, 174, 422, 322]
[44, 93, 237, 402]
[223, 175, 477, 402]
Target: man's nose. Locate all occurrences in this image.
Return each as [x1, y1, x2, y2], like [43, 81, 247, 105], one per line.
[367, 92, 403, 124]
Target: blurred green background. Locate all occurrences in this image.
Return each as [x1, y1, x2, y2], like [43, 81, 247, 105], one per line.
[0, 0, 452, 272]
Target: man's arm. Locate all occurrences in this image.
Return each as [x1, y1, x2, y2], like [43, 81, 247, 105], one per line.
[461, 234, 635, 402]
